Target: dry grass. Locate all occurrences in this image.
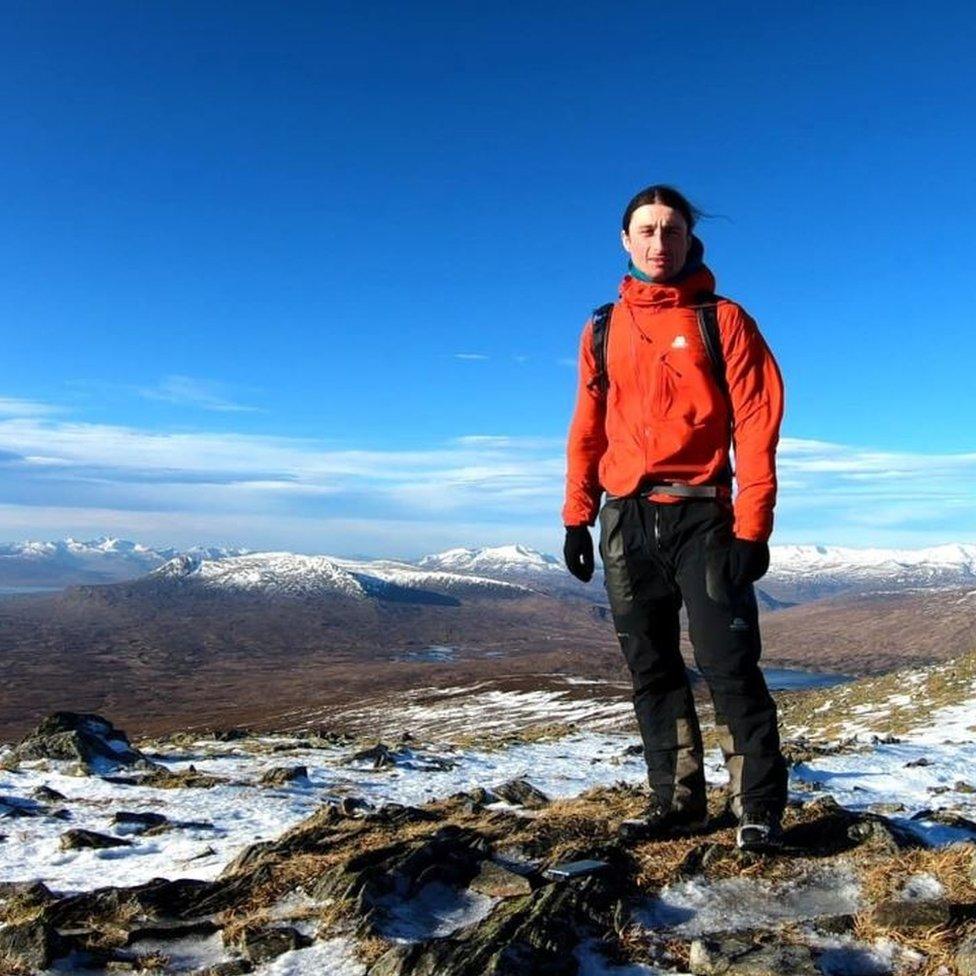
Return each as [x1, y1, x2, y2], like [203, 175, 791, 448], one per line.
[139, 767, 227, 789]
[133, 950, 170, 972]
[857, 844, 976, 907]
[850, 844, 976, 976]
[219, 907, 273, 946]
[452, 721, 586, 751]
[354, 934, 395, 967]
[0, 900, 44, 927]
[0, 952, 34, 976]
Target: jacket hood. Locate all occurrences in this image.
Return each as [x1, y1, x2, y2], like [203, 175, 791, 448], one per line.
[620, 235, 716, 308]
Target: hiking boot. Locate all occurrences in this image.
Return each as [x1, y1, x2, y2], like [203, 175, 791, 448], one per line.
[620, 800, 708, 843]
[736, 807, 783, 852]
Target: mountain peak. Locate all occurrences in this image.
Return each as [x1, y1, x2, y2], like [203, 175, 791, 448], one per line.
[417, 544, 562, 574]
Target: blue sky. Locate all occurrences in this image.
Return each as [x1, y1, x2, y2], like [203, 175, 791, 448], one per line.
[2, 1, 975, 557]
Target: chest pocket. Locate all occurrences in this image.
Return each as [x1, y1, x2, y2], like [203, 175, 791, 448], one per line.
[653, 335, 720, 425]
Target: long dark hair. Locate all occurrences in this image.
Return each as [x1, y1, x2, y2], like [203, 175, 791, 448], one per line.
[622, 184, 703, 233]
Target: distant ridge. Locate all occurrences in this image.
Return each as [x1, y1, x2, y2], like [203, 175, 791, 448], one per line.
[2, 536, 976, 603]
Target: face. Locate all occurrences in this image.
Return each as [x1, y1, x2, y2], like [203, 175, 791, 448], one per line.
[621, 203, 691, 282]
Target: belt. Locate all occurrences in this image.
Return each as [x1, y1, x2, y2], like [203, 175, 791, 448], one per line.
[640, 482, 731, 500]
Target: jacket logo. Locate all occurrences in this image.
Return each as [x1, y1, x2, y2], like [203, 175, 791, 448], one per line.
[671, 335, 687, 348]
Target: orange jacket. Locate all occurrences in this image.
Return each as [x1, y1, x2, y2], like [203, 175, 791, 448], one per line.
[562, 265, 784, 542]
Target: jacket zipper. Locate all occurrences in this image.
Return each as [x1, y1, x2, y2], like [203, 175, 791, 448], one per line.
[654, 505, 661, 550]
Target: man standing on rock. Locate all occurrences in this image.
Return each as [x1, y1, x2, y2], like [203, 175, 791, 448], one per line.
[562, 184, 787, 851]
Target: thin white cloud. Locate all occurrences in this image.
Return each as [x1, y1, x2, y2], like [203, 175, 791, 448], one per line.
[0, 397, 62, 417]
[0, 399, 974, 553]
[453, 353, 489, 361]
[138, 375, 260, 413]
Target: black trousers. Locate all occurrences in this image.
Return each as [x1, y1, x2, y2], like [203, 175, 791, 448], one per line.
[599, 494, 787, 817]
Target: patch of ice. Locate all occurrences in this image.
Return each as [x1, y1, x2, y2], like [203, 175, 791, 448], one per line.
[123, 930, 225, 972]
[898, 872, 945, 901]
[806, 930, 917, 976]
[374, 881, 497, 941]
[251, 937, 367, 975]
[637, 867, 860, 938]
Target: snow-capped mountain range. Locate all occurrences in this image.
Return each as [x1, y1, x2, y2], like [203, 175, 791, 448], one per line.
[2, 537, 976, 603]
[417, 543, 564, 576]
[766, 542, 976, 601]
[0, 537, 247, 588]
[151, 551, 531, 601]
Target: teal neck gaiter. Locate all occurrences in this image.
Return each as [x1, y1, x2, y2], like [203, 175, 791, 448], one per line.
[627, 260, 655, 282]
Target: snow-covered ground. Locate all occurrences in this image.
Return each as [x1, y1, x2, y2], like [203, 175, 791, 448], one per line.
[0, 731, 652, 891]
[2, 672, 975, 975]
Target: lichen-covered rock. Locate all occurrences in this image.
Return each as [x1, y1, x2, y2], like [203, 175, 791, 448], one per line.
[869, 898, 952, 932]
[0, 919, 68, 970]
[689, 935, 819, 975]
[366, 867, 628, 976]
[312, 824, 491, 908]
[43, 877, 217, 929]
[468, 860, 534, 899]
[0, 880, 57, 917]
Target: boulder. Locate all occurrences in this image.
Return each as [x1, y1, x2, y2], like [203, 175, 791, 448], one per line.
[0, 795, 44, 818]
[312, 824, 491, 907]
[59, 828, 133, 851]
[258, 765, 309, 787]
[689, 935, 820, 975]
[0, 919, 68, 970]
[9, 712, 161, 775]
[224, 925, 311, 964]
[493, 779, 550, 809]
[139, 767, 226, 789]
[346, 742, 398, 769]
[32, 785, 67, 803]
[468, 859, 533, 899]
[44, 876, 224, 929]
[786, 798, 919, 856]
[112, 811, 168, 831]
[911, 808, 976, 832]
[869, 898, 952, 932]
[366, 865, 628, 976]
[192, 961, 255, 976]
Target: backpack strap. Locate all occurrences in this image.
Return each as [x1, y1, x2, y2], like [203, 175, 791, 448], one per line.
[693, 296, 728, 399]
[693, 293, 734, 489]
[586, 302, 615, 396]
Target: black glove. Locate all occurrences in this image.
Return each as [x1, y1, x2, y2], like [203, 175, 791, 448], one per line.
[563, 525, 594, 583]
[728, 538, 770, 586]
